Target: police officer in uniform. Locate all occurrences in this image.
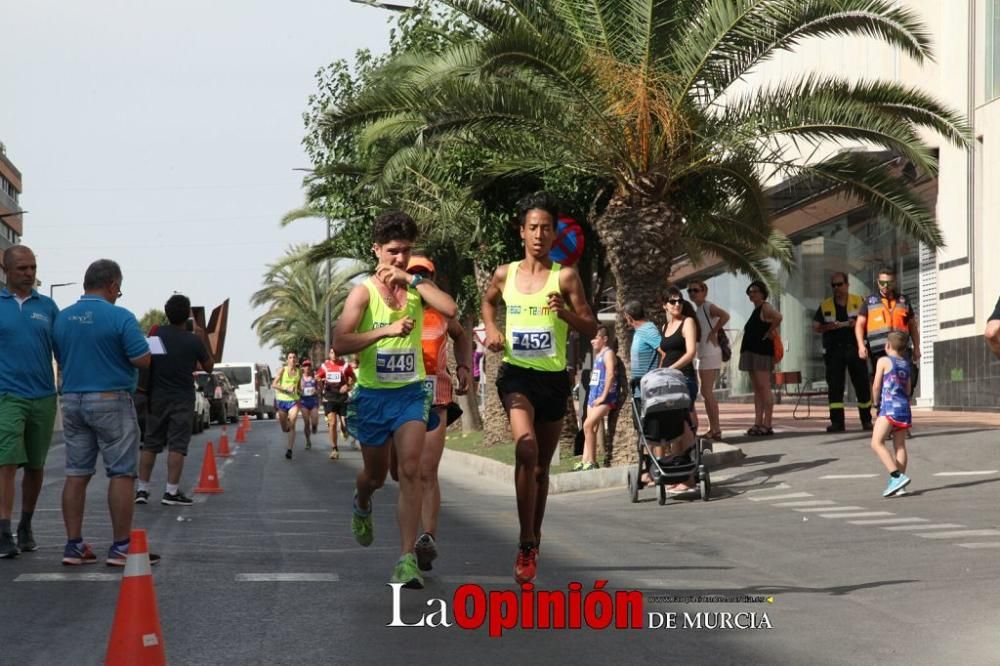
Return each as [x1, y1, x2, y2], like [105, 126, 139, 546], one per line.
[813, 272, 872, 432]
[855, 265, 921, 391]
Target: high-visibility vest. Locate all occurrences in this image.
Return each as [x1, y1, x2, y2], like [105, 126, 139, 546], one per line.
[863, 293, 912, 349]
[820, 294, 864, 323]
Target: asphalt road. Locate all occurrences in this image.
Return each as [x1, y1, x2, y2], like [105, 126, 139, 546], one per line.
[1, 420, 997, 665]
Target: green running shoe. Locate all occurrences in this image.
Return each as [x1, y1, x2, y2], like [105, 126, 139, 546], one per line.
[352, 490, 374, 547]
[391, 553, 424, 589]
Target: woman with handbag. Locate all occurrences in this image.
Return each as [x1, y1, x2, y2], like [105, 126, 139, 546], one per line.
[740, 281, 783, 436]
[687, 280, 730, 440]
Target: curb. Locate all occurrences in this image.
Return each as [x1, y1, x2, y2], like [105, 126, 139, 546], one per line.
[441, 443, 745, 495]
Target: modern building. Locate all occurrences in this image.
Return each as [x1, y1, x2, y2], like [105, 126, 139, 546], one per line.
[0, 141, 24, 286]
[671, 0, 1000, 411]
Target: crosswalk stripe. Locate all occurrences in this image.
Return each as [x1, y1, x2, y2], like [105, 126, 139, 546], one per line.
[235, 573, 339, 582]
[818, 511, 895, 519]
[882, 523, 965, 531]
[746, 492, 813, 502]
[917, 530, 1000, 539]
[819, 474, 879, 479]
[957, 543, 1000, 549]
[794, 506, 865, 513]
[848, 517, 928, 526]
[15, 573, 119, 582]
[741, 483, 792, 493]
[771, 500, 836, 508]
[932, 470, 997, 477]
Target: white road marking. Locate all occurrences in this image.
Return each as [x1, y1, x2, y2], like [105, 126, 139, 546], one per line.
[235, 573, 339, 582]
[848, 517, 929, 526]
[794, 505, 866, 513]
[957, 543, 1000, 549]
[771, 500, 836, 508]
[917, 530, 1000, 539]
[819, 474, 879, 479]
[15, 573, 119, 582]
[818, 511, 895, 519]
[747, 492, 814, 502]
[881, 523, 965, 531]
[741, 483, 792, 493]
[932, 470, 997, 477]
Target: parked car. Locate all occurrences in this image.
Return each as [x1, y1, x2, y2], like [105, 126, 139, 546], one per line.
[195, 371, 239, 425]
[215, 362, 276, 420]
[193, 383, 211, 434]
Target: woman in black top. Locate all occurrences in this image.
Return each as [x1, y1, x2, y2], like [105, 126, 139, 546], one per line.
[657, 287, 701, 492]
[739, 281, 783, 436]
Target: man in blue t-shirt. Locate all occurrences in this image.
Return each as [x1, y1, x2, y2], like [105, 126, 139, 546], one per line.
[624, 300, 662, 388]
[53, 259, 154, 567]
[0, 246, 60, 558]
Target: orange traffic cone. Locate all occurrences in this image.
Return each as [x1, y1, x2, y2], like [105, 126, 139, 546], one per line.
[218, 433, 231, 458]
[235, 426, 245, 444]
[242, 413, 251, 431]
[105, 529, 166, 666]
[194, 442, 223, 494]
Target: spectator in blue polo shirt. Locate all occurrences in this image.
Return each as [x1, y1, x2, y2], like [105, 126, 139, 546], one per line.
[53, 259, 154, 567]
[0, 246, 59, 559]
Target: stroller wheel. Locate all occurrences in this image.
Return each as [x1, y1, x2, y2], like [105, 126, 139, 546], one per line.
[627, 468, 639, 504]
[700, 470, 711, 502]
[658, 483, 667, 506]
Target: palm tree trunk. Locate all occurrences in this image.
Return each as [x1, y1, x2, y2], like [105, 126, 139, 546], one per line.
[594, 195, 683, 465]
[474, 262, 511, 448]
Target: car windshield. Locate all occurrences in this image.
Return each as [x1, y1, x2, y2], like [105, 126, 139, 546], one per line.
[220, 367, 253, 386]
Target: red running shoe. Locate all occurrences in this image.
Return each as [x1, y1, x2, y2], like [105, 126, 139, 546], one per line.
[513, 544, 538, 584]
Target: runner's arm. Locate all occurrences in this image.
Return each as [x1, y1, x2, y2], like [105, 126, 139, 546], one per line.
[333, 284, 403, 355]
[271, 368, 283, 389]
[448, 318, 472, 394]
[554, 267, 597, 338]
[414, 281, 457, 320]
[481, 265, 508, 352]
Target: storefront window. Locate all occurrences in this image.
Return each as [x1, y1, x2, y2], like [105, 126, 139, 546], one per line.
[690, 208, 920, 398]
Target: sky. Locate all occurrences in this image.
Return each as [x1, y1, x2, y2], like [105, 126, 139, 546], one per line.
[0, 0, 394, 364]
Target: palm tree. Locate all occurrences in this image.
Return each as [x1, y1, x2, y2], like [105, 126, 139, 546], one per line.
[251, 245, 367, 361]
[325, 0, 968, 320]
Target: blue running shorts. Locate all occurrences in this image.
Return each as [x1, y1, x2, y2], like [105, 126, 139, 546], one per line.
[276, 399, 298, 413]
[346, 382, 438, 446]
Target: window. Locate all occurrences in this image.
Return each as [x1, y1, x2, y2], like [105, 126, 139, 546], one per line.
[989, 0, 1000, 101]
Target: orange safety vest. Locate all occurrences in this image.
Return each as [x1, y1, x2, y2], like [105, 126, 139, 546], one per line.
[863, 293, 912, 349]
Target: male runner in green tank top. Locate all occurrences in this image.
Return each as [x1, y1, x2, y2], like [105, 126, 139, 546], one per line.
[333, 211, 457, 589]
[482, 192, 596, 584]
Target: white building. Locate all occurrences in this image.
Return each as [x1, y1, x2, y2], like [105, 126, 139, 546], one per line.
[672, 0, 1000, 411]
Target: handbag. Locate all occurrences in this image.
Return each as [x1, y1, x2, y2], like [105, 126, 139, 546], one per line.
[700, 304, 732, 363]
[772, 332, 784, 364]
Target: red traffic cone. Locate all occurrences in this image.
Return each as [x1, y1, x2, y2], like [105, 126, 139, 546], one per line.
[194, 442, 223, 494]
[242, 413, 251, 431]
[105, 529, 166, 666]
[218, 432, 231, 458]
[235, 426, 245, 444]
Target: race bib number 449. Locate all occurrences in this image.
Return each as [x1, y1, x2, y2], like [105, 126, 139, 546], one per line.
[510, 328, 555, 358]
[376, 349, 418, 383]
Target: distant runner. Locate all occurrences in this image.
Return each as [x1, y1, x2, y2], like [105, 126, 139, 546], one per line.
[481, 192, 596, 584]
[298, 360, 320, 450]
[333, 211, 457, 589]
[272, 352, 302, 460]
[317, 348, 355, 460]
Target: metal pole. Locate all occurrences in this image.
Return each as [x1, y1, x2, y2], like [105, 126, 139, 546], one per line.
[324, 218, 332, 354]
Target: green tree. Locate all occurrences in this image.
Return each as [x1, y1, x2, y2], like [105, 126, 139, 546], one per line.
[326, 0, 968, 319]
[138, 308, 167, 334]
[250, 245, 367, 363]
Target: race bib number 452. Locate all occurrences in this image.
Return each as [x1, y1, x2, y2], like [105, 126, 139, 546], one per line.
[510, 328, 555, 358]
[376, 349, 418, 383]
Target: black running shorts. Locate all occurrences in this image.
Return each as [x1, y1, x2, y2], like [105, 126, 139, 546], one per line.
[495, 363, 570, 423]
[323, 395, 348, 417]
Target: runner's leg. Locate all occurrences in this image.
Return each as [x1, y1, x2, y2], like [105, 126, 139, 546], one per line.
[530, 418, 562, 546]
[286, 405, 299, 451]
[419, 407, 447, 537]
[392, 420, 426, 556]
[506, 393, 542, 544]
[356, 441, 390, 512]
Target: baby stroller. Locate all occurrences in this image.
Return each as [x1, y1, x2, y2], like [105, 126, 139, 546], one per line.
[626, 368, 711, 505]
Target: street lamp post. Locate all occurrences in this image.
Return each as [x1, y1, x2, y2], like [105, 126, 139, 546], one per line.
[49, 282, 76, 299]
[348, 0, 413, 11]
[324, 219, 332, 354]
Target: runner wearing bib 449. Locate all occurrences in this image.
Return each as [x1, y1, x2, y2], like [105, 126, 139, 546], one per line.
[482, 192, 596, 585]
[333, 211, 458, 590]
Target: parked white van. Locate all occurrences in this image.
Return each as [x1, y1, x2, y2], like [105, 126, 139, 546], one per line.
[215, 362, 277, 420]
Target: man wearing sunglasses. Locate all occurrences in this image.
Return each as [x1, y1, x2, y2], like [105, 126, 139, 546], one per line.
[855, 266, 920, 393]
[813, 273, 872, 432]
